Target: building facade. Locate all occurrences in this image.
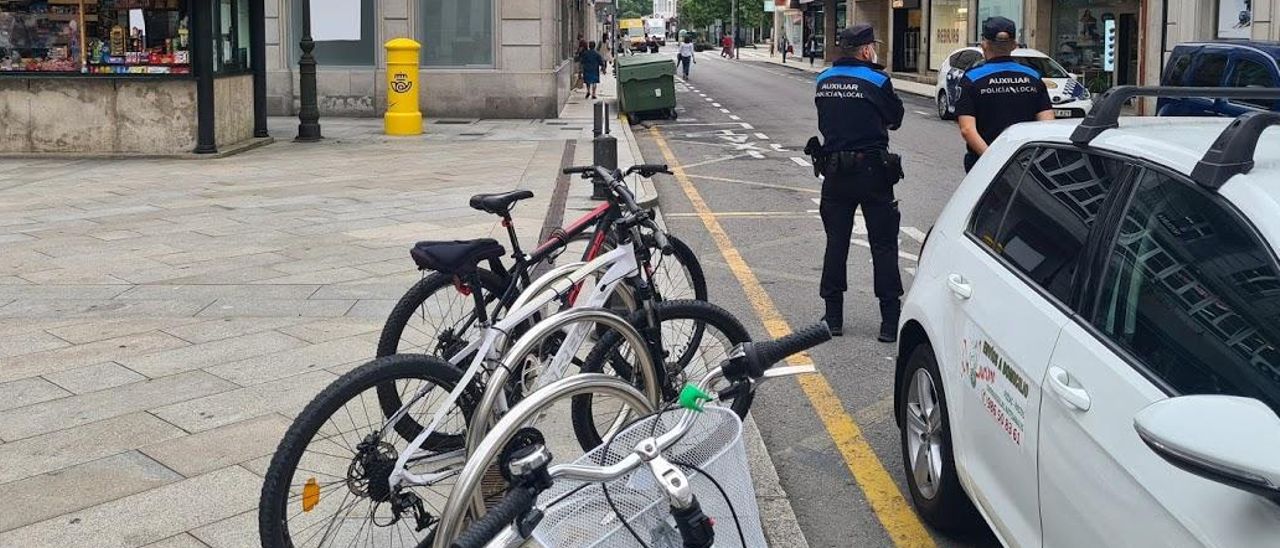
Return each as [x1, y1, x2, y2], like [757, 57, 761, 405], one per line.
[779, 0, 1278, 98]
[264, 0, 594, 119]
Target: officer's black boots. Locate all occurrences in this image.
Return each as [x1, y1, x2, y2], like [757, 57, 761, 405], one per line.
[823, 299, 844, 337]
[877, 299, 900, 343]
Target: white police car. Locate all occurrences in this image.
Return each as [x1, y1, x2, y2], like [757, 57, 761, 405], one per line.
[895, 87, 1280, 546]
[936, 47, 1093, 120]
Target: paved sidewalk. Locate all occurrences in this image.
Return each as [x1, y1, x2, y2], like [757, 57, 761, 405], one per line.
[733, 48, 936, 98]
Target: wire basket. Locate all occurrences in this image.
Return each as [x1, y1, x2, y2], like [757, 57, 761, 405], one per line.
[531, 406, 765, 548]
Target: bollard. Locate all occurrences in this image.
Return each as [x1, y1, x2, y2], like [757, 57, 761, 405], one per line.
[591, 101, 617, 200]
[384, 38, 423, 135]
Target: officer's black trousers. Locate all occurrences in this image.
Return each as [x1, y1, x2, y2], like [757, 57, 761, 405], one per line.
[818, 164, 904, 307]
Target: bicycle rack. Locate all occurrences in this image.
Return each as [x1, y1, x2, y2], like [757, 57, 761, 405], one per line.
[434, 373, 654, 548]
[467, 306, 660, 455]
[509, 261, 586, 313]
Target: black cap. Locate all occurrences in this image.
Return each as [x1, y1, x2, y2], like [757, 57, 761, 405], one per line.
[838, 23, 879, 49]
[982, 16, 1017, 42]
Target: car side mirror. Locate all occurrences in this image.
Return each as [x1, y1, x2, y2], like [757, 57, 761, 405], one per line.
[1134, 395, 1280, 503]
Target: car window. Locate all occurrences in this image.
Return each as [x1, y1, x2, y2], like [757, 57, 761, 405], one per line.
[950, 50, 983, 71]
[968, 147, 1033, 248]
[1164, 51, 1193, 85]
[1011, 56, 1070, 79]
[1189, 52, 1229, 87]
[1228, 58, 1278, 109]
[1092, 169, 1280, 413]
[968, 147, 1124, 303]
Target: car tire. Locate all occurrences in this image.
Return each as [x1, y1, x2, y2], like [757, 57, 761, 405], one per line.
[937, 92, 956, 121]
[897, 342, 979, 532]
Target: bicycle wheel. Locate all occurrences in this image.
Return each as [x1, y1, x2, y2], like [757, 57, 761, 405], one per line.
[377, 269, 508, 359]
[571, 299, 751, 450]
[260, 355, 475, 548]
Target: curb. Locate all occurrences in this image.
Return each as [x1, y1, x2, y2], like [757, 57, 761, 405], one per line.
[741, 52, 933, 98]
[616, 115, 813, 548]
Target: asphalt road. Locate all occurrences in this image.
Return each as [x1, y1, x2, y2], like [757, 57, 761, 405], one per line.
[628, 49, 1000, 547]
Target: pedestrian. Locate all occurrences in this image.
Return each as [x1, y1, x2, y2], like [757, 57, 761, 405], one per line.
[806, 35, 820, 66]
[572, 34, 587, 91]
[677, 34, 696, 79]
[649, 35, 660, 54]
[721, 32, 733, 58]
[810, 23, 905, 341]
[955, 17, 1054, 172]
[779, 35, 790, 64]
[581, 41, 605, 100]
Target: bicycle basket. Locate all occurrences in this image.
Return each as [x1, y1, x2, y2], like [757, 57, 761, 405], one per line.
[531, 406, 764, 548]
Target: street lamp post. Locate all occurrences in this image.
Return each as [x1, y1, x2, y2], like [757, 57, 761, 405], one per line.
[296, 0, 322, 141]
[731, 0, 738, 59]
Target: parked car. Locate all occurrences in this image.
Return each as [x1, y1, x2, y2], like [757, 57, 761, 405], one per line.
[1158, 41, 1280, 116]
[895, 87, 1280, 546]
[935, 46, 1093, 120]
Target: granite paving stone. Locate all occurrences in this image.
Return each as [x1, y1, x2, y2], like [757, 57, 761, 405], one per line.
[0, 377, 71, 412]
[117, 331, 308, 378]
[149, 370, 338, 433]
[0, 413, 186, 484]
[0, 331, 191, 383]
[140, 414, 293, 477]
[42, 362, 148, 394]
[0, 451, 184, 532]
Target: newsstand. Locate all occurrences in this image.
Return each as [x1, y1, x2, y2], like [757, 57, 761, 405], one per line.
[614, 54, 677, 124]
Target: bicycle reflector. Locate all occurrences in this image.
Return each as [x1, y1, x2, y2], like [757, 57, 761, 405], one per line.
[678, 384, 713, 412]
[302, 477, 320, 512]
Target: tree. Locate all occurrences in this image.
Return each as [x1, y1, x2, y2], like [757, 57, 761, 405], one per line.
[678, 0, 765, 36]
[618, 0, 650, 19]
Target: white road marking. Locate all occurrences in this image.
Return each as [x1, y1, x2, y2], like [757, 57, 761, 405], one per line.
[705, 97, 714, 102]
[852, 239, 919, 262]
[901, 226, 927, 242]
[740, 123, 754, 129]
[914, 110, 931, 116]
[754, 132, 769, 140]
[905, 267, 918, 277]
[712, 102, 722, 107]
[698, 93, 706, 97]
[770, 143, 788, 152]
[719, 108, 731, 113]
[729, 114, 741, 120]
[748, 151, 765, 159]
[791, 157, 812, 167]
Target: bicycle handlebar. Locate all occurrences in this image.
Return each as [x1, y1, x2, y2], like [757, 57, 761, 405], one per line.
[734, 322, 832, 381]
[449, 485, 537, 548]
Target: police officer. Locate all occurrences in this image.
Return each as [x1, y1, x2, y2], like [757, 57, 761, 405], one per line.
[955, 17, 1054, 172]
[813, 23, 905, 342]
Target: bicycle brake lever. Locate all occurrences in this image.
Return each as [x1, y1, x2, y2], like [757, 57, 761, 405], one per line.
[760, 365, 817, 380]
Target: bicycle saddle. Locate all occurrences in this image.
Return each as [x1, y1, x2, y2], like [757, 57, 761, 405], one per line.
[469, 190, 534, 216]
[411, 239, 505, 274]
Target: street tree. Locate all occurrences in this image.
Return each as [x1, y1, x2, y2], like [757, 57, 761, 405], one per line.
[618, 0, 649, 18]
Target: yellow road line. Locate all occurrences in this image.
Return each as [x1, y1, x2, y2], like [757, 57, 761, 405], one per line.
[649, 126, 936, 547]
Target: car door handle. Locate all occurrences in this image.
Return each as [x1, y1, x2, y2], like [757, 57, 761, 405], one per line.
[947, 274, 972, 299]
[1047, 366, 1091, 411]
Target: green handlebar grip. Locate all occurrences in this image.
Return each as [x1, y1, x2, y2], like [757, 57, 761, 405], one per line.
[678, 384, 713, 412]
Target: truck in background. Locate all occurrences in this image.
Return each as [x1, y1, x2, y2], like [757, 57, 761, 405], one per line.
[619, 18, 646, 52]
[645, 18, 667, 46]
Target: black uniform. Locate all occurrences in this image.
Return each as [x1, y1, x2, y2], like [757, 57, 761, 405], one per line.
[814, 57, 905, 329]
[954, 57, 1051, 171]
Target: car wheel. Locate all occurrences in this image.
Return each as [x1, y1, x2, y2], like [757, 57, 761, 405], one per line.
[898, 342, 978, 531]
[937, 92, 955, 121]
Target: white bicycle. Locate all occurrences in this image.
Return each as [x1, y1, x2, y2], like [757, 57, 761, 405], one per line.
[258, 166, 751, 547]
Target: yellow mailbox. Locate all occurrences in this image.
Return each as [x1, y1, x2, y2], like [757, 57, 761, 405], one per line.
[385, 38, 423, 135]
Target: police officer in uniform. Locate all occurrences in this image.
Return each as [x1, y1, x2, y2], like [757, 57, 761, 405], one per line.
[812, 23, 905, 342]
[955, 17, 1054, 172]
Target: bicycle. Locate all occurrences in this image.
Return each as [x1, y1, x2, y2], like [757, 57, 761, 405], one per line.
[435, 323, 834, 548]
[259, 167, 747, 548]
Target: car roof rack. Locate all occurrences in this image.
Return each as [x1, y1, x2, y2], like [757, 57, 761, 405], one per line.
[1190, 111, 1280, 190]
[1070, 86, 1280, 146]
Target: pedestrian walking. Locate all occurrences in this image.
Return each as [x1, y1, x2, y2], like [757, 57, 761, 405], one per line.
[721, 32, 733, 58]
[581, 41, 605, 99]
[955, 17, 1054, 172]
[677, 35, 696, 79]
[809, 23, 905, 341]
[779, 35, 790, 63]
[649, 35, 660, 54]
[806, 35, 822, 66]
[572, 34, 587, 91]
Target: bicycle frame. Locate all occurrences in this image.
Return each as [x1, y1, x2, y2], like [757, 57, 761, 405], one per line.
[385, 242, 646, 490]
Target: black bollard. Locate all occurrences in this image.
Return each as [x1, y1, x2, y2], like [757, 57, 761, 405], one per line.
[592, 102, 617, 200]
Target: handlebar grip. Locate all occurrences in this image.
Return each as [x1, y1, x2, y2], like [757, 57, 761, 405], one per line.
[744, 323, 832, 378]
[450, 486, 537, 548]
[562, 166, 593, 175]
[636, 163, 671, 174]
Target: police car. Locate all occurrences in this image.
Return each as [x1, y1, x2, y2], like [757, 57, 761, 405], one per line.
[936, 47, 1093, 120]
[894, 87, 1280, 546]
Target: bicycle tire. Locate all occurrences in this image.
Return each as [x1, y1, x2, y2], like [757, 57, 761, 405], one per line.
[259, 354, 476, 548]
[377, 268, 509, 359]
[570, 299, 752, 450]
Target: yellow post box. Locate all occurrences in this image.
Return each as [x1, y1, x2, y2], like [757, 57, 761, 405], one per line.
[385, 38, 423, 135]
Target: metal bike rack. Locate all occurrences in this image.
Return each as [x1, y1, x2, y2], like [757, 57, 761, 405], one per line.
[465, 306, 660, 455]
[508, 261, 586, 313]
[433, 374, 654, 548]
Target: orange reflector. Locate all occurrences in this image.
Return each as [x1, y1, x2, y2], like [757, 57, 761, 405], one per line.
[302, 477, 320, 512]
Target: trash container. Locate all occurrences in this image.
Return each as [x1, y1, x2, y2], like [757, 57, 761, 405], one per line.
[615, 54, 677, 124]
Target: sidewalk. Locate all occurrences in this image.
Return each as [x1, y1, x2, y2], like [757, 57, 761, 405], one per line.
[0, 70, 807, 547]
[734, 48, 936, 98]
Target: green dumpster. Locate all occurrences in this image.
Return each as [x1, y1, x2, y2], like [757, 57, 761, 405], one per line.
[615, 54, 677, 123]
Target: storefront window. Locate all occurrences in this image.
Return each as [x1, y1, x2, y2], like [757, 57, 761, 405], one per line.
[977, 0, 1022, 43]
[1050, 0, 1139, 91]
[290, 0, 375, 66]
[835, 0, 847, 32]
[422, 0, 493, 67]
[2, 0, 193, 74]
[214, 0, 250, 72]
[929, 0, 968, 71]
